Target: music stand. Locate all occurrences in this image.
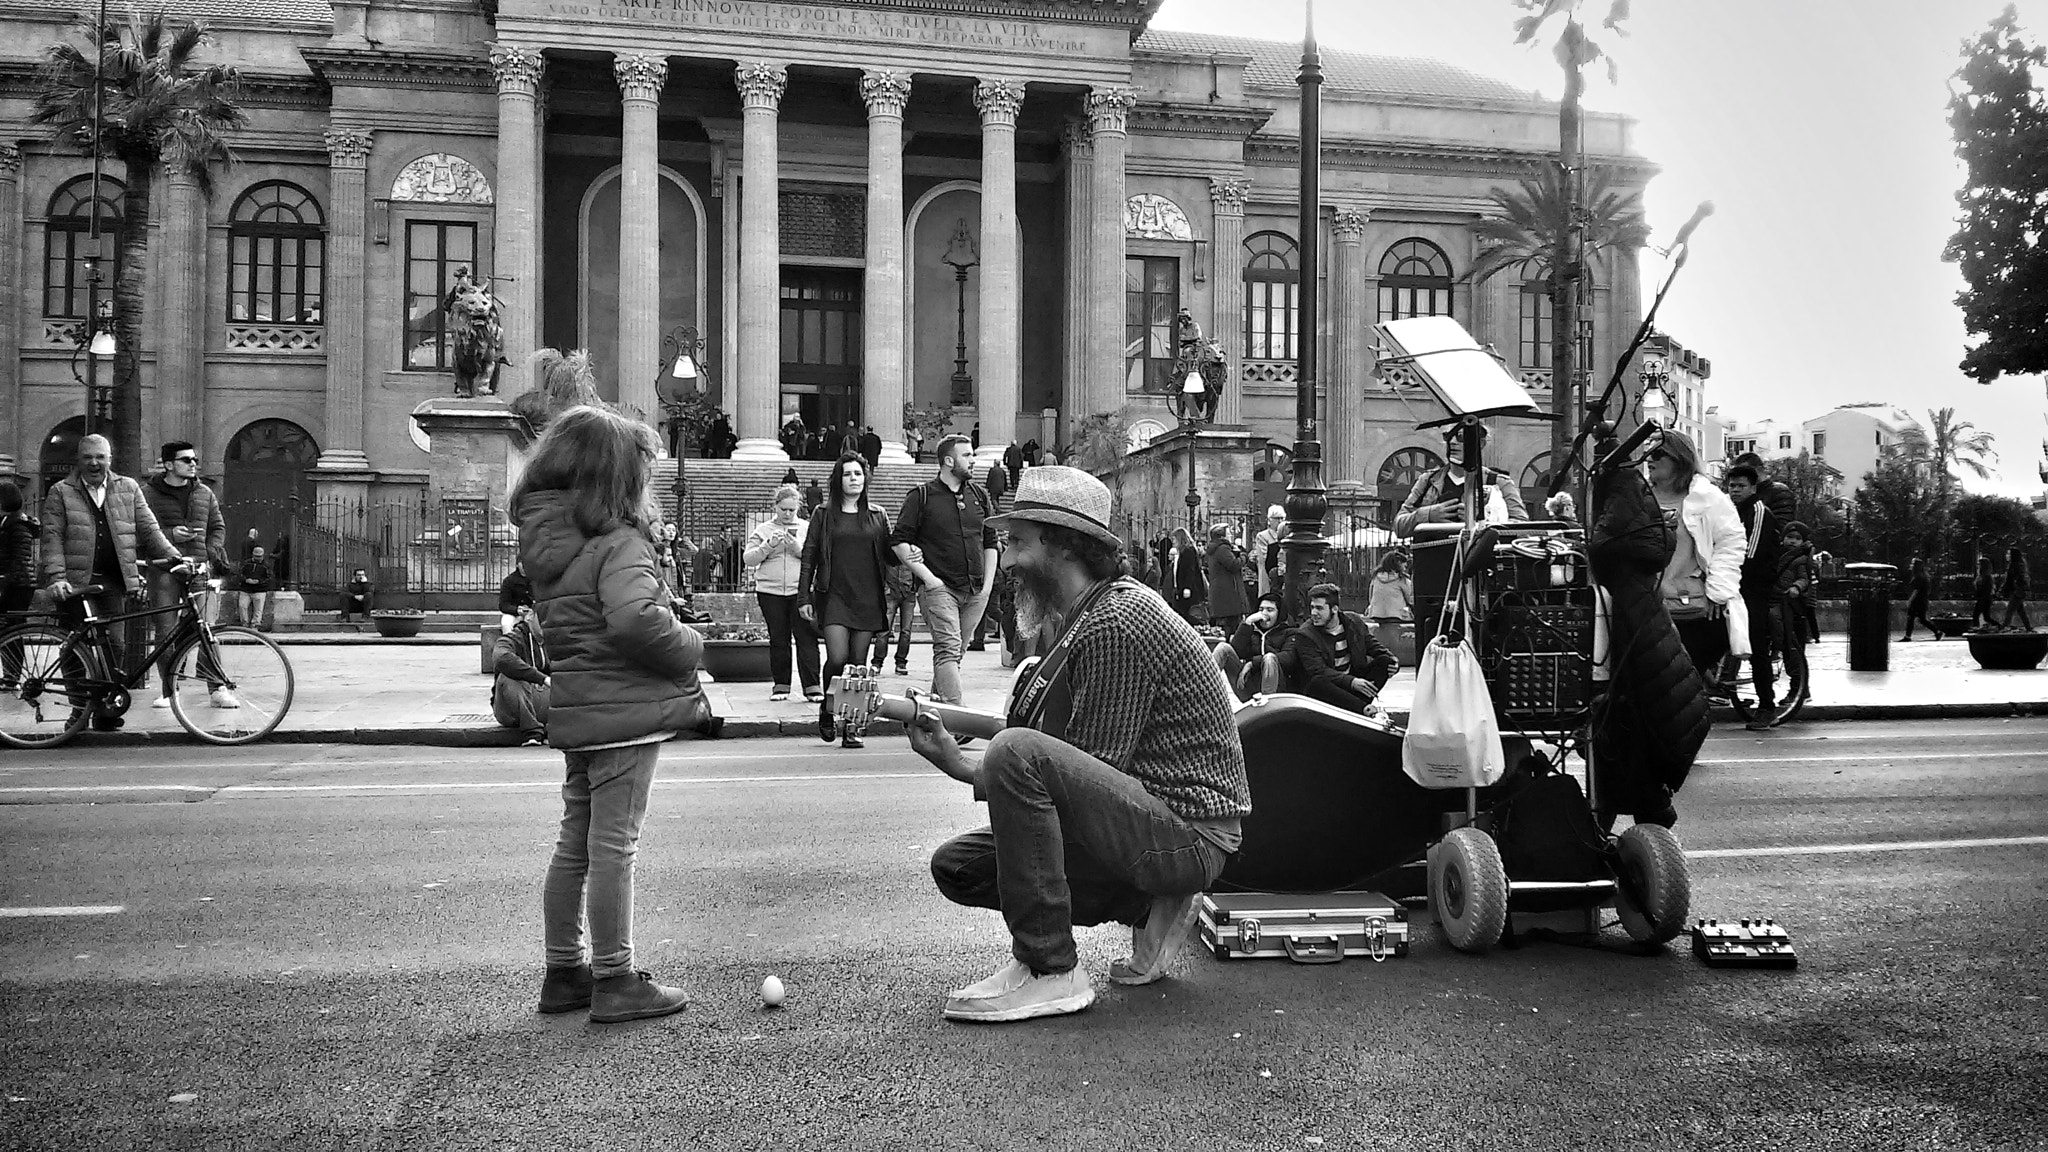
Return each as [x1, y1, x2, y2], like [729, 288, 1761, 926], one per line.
[1373, 316, 1552, 430]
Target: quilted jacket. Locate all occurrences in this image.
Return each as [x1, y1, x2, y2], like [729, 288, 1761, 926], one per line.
[1589, 461, 1709, 824]
[143, 474, 228, 568]
[40, 474, 179, 595]
[515, 490, 710, 755]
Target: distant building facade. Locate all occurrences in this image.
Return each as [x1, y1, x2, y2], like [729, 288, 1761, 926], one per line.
[1802, 403, 1924, 490]
[0, 0, 1648, 530]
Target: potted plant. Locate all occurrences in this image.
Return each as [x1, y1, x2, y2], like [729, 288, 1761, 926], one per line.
[694, 621, 773, 682]
[371, 567, 425, 639]
[1966, 629, 2047, 670]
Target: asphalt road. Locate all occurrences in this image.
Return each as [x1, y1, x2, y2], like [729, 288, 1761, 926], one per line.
[2, 719, 2045, 1152]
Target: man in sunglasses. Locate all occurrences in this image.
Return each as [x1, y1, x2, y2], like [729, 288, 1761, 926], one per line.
[144, 441, 232, 709]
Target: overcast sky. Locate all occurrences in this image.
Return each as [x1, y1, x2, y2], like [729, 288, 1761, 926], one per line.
[1149, 0, 2048, 498]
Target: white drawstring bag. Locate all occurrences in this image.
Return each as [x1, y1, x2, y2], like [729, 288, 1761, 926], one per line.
[1402, 635, 1507, 789]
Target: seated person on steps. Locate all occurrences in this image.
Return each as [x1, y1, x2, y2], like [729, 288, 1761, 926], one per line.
[1212, 591, 1288, 700]
[1284, 583, 1398, 714]
[916, 466, 1251, 1024]
[493, 604, 551, 746]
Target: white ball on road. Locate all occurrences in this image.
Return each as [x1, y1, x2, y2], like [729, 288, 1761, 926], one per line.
[760, 975, 785, 1007]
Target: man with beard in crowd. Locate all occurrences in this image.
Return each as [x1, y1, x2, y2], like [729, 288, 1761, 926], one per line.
[916, 466, 1250, 1023]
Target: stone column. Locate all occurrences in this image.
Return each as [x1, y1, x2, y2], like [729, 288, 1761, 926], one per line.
[1084, 87, 1136, 429]
[1059, 120, 1092, 432]
[490, 44, 544, 402]
[0, 145, 20, 478]
[1209, 176, 1249, 426]
[731, 60, 788, 461]
[157, 170, 206, 450]
[312, 129, 373, 475]
[614, 54, 665, 425]
[861, 69, 913, 466]
[973, 78, 1024, 462]
[1327, 207, 1370, 493]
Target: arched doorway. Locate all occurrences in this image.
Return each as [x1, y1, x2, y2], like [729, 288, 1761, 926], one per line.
[37, 416, 89, 503]
[222, 419, 320, 586]
[1376, 446, 1443, 526]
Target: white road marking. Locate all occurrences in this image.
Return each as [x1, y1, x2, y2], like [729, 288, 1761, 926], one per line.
[1698, 752, 2042, 766]
[0, 772, 942, 801]
[1691, 835, 2048, 859]
[0, 905, 125, 917]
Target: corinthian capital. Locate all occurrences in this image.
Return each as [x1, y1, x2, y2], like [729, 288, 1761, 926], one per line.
[860, 69, 911, 118]
[1332, 207, 1371, 238]
[0, 143, 21, 177]
[1209, 177, 1250, 215]
[1060, 118, 1093, 158]
[1086, 87, 1137, 135]
[735, 61, 788, 111]
[613, 54, 666, 102]
[974, 79, 1025, 127]
[489, 44, 544, 94]
[324, 129, 373, 170]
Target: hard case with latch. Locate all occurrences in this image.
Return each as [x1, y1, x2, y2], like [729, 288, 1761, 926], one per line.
[1197, 890, 1410, 963]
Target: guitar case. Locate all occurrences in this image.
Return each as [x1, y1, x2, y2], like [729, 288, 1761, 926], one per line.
[1217, 693, 1497, 894]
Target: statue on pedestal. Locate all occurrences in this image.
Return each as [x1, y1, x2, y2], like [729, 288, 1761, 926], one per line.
[446, 267, 507, 398]
[1171, 308, 1228, 425]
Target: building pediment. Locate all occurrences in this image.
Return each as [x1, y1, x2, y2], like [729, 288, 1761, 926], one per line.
[301, 47, 494, 92]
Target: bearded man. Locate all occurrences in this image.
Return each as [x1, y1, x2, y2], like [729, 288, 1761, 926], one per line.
[914, 466, 1251, 1023]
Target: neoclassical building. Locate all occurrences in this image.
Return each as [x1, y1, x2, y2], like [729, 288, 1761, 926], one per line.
[0, 0, 1649, 524]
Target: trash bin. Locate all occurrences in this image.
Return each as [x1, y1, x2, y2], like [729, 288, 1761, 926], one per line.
[1844, 562, 1896, 672]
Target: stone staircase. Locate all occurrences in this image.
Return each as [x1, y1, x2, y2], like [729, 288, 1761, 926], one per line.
[654, 458, 1012, 537]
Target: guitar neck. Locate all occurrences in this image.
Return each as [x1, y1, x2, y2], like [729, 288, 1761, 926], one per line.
[865, 694, 1009, 741]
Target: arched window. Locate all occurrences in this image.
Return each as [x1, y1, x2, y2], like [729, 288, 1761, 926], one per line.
[1243, 231, 1299, 360]
[1521, 452, 1554, 514]
[229, 182, 325, 326]
[43, 175, 124, 319]
[1376, 446, 1443, 525]
[1377, 238, 1453, 321]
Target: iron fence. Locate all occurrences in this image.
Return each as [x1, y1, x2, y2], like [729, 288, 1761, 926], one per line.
[267, 496, 519, 610]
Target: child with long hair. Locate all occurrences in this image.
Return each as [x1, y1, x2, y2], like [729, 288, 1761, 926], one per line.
[512, 404, 720, 1024]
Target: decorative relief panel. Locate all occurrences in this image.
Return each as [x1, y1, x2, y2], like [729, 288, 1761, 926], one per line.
[391, 154, 494, 204]
[226, 325, 324, 353]
[1241, 360, 1298, 386]
[1125, 193, 1192, 242]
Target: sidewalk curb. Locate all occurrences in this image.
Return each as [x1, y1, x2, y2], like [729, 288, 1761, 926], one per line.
[52, 704, 2048, 748]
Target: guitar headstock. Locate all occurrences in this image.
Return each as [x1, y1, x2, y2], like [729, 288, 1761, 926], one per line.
[825, 665, 883, 725]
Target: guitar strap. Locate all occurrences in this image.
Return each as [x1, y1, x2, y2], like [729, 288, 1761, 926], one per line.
[1005, 576, 1127, 739]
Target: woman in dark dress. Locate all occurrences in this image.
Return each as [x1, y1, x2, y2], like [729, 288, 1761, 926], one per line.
[1972, 555, 1996, 630]
[1900, 557, 1934, 641]
[799, 454, 894, 749]
[1170, 525, 1208, 624]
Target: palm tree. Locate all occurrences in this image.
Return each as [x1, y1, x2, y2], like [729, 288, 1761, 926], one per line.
[1469, 162, 1649, 465]
[1898, 406, 1997, 566]
[33, 6, 245, 472]
[1508, 0, 1631, 469]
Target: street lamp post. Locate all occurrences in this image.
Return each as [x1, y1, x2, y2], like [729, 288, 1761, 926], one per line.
[657, 324, 712, 532]
[942, 219, 979, 407]
[1278, 0, 1329, 621]
[81, 0, 116, 454]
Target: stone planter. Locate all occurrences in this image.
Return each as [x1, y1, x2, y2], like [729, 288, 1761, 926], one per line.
[701, 639, 773, 681]
[1966, 631, 2048, 670]
[1927, 614, 1974, 639]
[372, 611, 425, 639]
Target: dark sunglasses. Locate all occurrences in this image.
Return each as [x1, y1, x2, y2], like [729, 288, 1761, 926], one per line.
[173, 455, 199, 464]
[1646, 450, 1670, 462]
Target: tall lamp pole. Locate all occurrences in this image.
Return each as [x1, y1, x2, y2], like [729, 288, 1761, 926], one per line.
[942, 219, 979, 407]
[1278, 0, 1328, 620]
[658, 324, 711, 532]
[82, 0, 115, 452]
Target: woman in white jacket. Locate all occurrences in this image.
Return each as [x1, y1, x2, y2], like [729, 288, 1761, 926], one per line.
[1646, 431, 1746, 691]
[743, 484, 821, 703]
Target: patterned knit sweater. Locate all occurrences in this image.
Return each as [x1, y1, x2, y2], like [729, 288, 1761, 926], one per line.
[1058, 579, 1250, 820]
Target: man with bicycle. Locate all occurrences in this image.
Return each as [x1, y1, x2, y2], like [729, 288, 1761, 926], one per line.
[40, 434, 188, 730]
[143, 441, 234, 711]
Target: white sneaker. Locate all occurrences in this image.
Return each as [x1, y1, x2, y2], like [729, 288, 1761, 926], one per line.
[151, 696, 173, 710]
[943, 960, 1093, 1023]
[209, 687, 241, 709]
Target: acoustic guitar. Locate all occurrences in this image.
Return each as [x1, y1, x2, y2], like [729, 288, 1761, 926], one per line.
[824, 659, 1038, 742]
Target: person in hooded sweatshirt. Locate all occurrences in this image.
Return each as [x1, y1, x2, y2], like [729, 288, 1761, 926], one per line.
[511, 404, 722, 1025]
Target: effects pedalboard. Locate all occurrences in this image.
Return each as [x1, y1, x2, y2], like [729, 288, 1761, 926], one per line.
[1690, 918, 1798, 969]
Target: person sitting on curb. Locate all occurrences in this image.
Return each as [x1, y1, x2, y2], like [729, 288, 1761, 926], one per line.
[342, 568, 373, 624]
[1284, 583, 1399, 714]
[1213, 591, 1288, 701]
[919, 467, 1251, 1023]
[493, 605, 551, 746]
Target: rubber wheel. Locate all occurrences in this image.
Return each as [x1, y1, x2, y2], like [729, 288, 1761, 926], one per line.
[1428, 827, 1507, 953]
[0, 626, 93, 750]
[1613, 822, 1691, 945]
[167, 627, 295, 746]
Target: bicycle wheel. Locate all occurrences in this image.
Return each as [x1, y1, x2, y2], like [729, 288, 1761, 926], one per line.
[167, 626, 294, 745]
[0, 627, 94, 750]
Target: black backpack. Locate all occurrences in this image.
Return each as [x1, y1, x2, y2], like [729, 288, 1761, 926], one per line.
[1496, 766, 1611, 883]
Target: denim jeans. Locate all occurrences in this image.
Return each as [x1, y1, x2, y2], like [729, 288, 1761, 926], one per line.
[543, 742, 661, 978]
[757, 592, 820, 694]
[928, 728, 1227, 974]
[916, 583, 988, 704]
[493, 676, 549, 734]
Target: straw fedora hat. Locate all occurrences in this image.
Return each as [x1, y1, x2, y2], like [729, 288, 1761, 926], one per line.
[987, 465, 1120, 548]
